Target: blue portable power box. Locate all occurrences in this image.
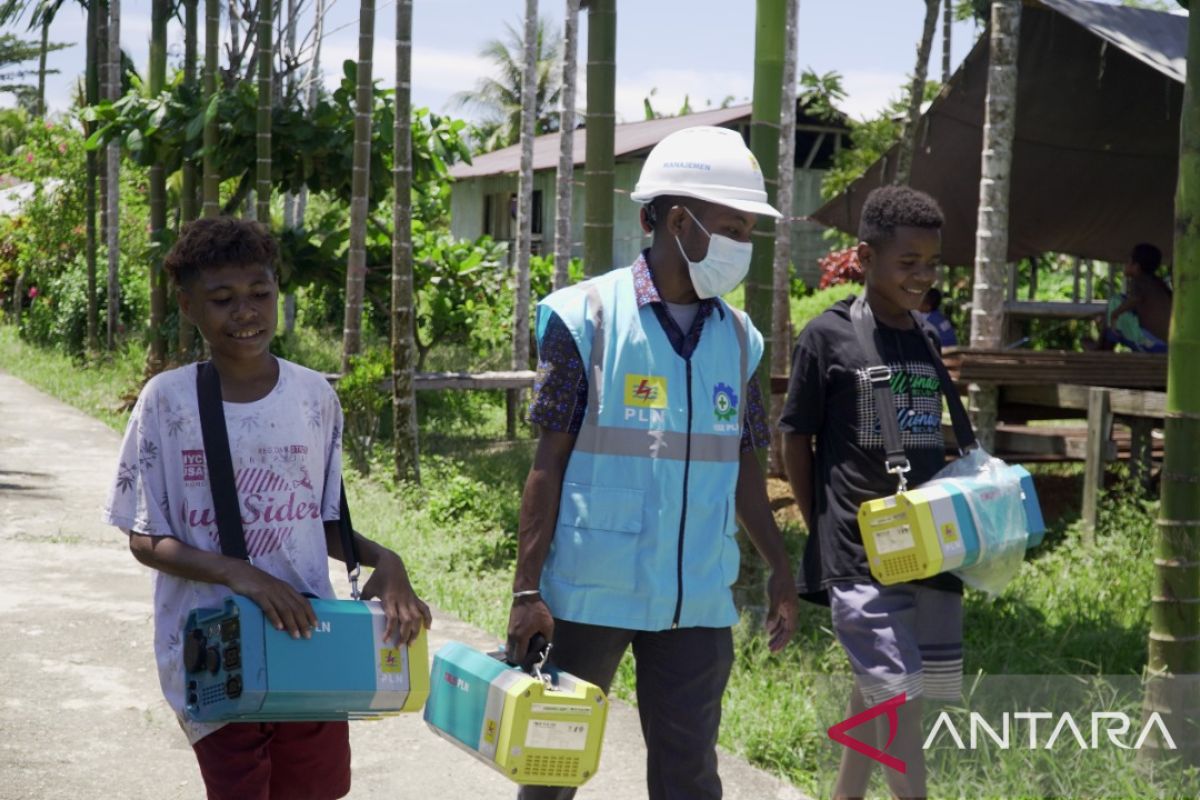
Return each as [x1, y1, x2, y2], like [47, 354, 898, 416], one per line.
[183, 595, 429, 722]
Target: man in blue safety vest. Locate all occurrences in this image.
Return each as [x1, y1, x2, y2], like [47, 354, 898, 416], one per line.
[507, 126, 799, 800]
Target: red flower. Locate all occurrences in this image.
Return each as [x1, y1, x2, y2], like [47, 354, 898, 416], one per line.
[27, 286, 38, 299]
[818, 246, 864, 289]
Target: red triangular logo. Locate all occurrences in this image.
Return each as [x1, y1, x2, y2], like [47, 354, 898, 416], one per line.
[826, 692, 908, 773]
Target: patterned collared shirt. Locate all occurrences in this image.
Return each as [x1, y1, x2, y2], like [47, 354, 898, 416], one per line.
[529, 251, 770, 450]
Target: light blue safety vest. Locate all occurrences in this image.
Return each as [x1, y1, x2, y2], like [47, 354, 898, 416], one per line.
[536, 266, 763, 631]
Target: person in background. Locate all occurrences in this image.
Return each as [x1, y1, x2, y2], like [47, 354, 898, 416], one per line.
[1096, 242, 1172, 353]
[918, 287, 958, 348]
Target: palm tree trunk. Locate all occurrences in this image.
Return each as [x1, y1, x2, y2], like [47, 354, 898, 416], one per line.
[281, 0, 298, 232]
[256, 0, 273, 225]
[340, 0, 375, 372]
[36, 13, 48, 118]
[181, 0, 199, 224]
[942, 0, 953, 84]
[895, 0, 940, 186]
[85, 0, 100, 352]
[552, 0, 580, 291]
[202, 0, 220, 217]
[509, 0, 539, 440]
[748, 0, 785, 420]
[582, 0, 614, 276]
[106, 0, 121, 350]
[967, 0, 1020, 451]
[1144, 0, 1200, 762]
[769, 0, 798, 477]
[392, 0, 419, 483]
[97, 1, 108, 239]
[179, 0, 200, 357]
[295, 0, 326, 227]
[146, 0, 169, 374]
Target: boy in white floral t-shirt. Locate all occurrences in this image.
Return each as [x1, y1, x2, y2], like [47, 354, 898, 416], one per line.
[103, 217, 430, 800]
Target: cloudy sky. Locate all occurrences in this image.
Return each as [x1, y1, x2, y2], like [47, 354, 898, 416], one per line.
[4, 1, 1141, 125]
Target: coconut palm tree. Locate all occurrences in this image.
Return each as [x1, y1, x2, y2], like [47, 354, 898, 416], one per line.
[509, 0, 538, 439]
[452, 14, 562, 153]
[551, 0, 580, 291]
[146, 0, 168, 372]
[105, 0, 119, 349]
[202, 0, 219, 217]
[582, 0, 614, 276]
[256, 0, 273, 224]
[895, 0, 941, 186]
[769, 0, 798, 476]
[942, 0, 953, 83]
[340, 0, 375, 372]
[967, 0, 1020, 450]
[392, 0, 418, 482]
[178, 0, 199, 355]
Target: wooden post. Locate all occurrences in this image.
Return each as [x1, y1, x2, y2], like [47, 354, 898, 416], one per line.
[1129, 417, 1156, 492]
[1081, 387, 1113, 543]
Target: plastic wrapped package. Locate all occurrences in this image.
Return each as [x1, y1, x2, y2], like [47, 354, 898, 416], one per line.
[933, 449, 1031, 596]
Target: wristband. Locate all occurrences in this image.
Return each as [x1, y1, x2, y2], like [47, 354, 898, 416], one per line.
[512, 589, 540, 599]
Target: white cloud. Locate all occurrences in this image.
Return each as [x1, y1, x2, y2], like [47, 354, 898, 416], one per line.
[836, 70, 909, 122]
[316, 41, 489, 114]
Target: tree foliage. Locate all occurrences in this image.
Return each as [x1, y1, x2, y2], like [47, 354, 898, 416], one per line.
[83, 60, 472, 221]
[0, 31, 66, 110]
[451, 15, 563, 152]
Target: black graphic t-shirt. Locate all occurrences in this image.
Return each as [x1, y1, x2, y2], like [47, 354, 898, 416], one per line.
[778, 296, 962, 603]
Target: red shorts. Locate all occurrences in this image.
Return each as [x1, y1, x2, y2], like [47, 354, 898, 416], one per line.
[192, 721, 351, 800]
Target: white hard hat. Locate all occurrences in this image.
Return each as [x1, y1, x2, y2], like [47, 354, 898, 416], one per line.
[630, 126, 781, 219]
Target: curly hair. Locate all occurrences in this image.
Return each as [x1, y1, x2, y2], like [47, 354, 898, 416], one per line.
[857, 185, 944, 245]
[164, 217, 279, 288]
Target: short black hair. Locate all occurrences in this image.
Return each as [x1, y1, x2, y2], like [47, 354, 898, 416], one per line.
[165, 217, 279, 288]
[1130, 242, 1162, 275]
[642, 194, 689, 232]
[925, 287, 943, 310]
[858, 185, 944, 245]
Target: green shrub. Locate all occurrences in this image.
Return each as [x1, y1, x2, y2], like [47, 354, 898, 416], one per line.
[336, 347, 390, 471]
[791, 281, 858, 332]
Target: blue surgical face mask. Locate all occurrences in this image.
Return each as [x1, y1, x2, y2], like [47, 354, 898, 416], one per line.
[675, 207, 753, 299]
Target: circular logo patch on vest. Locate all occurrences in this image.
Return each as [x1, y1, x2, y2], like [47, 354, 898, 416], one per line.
[712, 382, 739, 422]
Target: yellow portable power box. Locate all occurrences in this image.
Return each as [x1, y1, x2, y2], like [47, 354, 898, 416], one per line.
[424, 640, 608, 787]
[858, 465, 1046, 585]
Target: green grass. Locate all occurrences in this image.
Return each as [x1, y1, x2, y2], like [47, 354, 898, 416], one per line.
[0, 324, 145, 431]
[4, 322, 1188, 799]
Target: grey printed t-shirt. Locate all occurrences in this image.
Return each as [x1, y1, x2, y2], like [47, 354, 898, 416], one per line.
[102, 358, 343, 744]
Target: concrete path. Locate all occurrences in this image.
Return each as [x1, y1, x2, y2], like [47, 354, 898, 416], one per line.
[0, 368, 810, 800]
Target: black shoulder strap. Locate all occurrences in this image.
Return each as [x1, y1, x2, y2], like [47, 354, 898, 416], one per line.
[849, 295, 979, 488]
[914, 324, 977, 453]
[337, 478, 363, 589]
[849, 294, 912, 485]
[195, 361, 363, 586]
[195, 361, 250, 561]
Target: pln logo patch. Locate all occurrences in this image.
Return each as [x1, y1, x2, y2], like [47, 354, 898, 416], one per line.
[380, 647, 406, 674]
[624, 374, 668, 409]
[712, 382, 739, 423]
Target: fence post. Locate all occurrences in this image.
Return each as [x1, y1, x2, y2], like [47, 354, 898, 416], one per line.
[1081, 387, 1113, 543]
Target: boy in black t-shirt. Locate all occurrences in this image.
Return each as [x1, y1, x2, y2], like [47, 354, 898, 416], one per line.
[780, 186, 959, 799]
